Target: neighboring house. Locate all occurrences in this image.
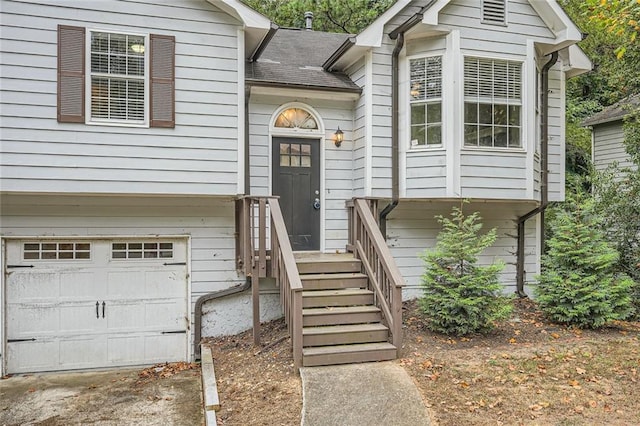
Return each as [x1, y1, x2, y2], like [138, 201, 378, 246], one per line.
[583, 93, 640, 172]
[0, 0, 590, 374]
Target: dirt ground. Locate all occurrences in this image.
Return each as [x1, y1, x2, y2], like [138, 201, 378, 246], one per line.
[0, 363, 203, 426]
[207, 298, 640, 426]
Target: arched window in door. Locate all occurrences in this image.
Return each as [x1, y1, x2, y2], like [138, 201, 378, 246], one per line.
[274, 108, 318, 130]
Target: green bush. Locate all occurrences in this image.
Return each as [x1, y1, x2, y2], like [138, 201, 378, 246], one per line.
[419, 206, 512, 336]
[536, 199, 633, 328]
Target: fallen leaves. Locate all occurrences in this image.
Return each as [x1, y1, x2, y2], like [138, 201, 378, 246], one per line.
[136, 362, 199, 385]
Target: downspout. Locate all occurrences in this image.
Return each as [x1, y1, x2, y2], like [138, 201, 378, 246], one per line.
[194, 279, 251, 360]
[378, 31, 405, 238]
[380, 7, 429, 237]
[515, 51, 558, 297]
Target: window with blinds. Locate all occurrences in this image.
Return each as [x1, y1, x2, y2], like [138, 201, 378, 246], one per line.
[482, 0, 507, 25]
[409, 56, 443, 147]
[90, 31, 146, 123]
[463, 56, 522, 149]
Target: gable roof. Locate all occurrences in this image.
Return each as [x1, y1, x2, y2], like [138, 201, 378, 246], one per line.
[327, 0, 590, 76]
[207, 0, 272, 59]
[582, 94, 640, 127]
[246, 28, 361, 93]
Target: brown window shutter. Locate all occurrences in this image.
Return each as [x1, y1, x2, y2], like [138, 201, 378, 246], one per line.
[150, 34, 175, 128]
[57, 25, 85, 123]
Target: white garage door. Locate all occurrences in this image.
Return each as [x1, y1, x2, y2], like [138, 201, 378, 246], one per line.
[5, 239, 188, 374]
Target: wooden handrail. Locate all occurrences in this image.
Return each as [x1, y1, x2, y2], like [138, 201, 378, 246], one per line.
[350, 198, 404, 356]
[236, 196, 303, 370]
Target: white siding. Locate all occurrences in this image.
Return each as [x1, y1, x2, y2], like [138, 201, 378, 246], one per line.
[0, 0, 242, 195]
[248, 94, 356, 252]
[593, 122, 636, 172]
[347, 57, 368, 196]
[0, 194, 283, 347]
[386, 201, 539, 299]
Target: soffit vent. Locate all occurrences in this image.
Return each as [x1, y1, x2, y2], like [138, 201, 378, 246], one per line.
[482, 0, 506, 24]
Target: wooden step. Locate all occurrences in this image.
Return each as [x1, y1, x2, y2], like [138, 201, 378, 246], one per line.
[300, 272, 368, 290]
[296, 257, 361, 274]
[302, 342, 397, 367]
[302, 306, 382, 326]
[302, 289, 374, 308]
[303, 323, 389, 347]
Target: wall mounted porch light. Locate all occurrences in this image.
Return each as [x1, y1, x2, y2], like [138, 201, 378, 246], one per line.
[333, 127, 344, 147]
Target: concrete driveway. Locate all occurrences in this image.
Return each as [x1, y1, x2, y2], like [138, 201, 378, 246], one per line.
[0, 365, 203, 426]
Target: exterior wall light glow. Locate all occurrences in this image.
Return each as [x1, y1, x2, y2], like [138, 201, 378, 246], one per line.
[333, 127, 344, 147]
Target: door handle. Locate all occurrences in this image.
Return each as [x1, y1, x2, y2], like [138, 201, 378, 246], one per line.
[96, 301, 99, 319]
[102, 301, 106, 318]
[313, 198, 321, 210]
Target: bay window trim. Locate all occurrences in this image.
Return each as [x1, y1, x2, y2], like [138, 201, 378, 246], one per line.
[408, 53, 444, 150]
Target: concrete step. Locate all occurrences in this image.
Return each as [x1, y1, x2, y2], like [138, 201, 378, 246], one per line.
[296, 256, 361, 274]
[303, 323, 389, 347]
[302, 288, 374, 308]
[302, 306, 382, 327]
[302, 342, 397, 367]
[300, 272, 368, 290]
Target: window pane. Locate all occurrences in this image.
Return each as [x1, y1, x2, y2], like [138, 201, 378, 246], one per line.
[427, 103, 441, 123]
[494, 104, 508, 125]
[411, 125, 425, 146]
[280, 144, 289, 154]
[301, 155, 311, 167]
[509, 127, 521, 147]
[464, 125, 478, 146]
[426, 125, 442, 145]
[280, 155, 289, 167]
[110, 55, 126, 75]
[110, 33, 127, 54]
[127, 56, 144, 76]
[411, 104, 425, 125]
[290, 144, 300, 155]
[494, 127, 508, 147]
[479, 126, 493, 146]
[479, 104, 493, 125]
[508, 105, 521, 126]
[92, 32, 109, 53]
[91, 53, 108, 73]
[290, 155, 300, 167]
[464, 102, 477, 124]
[301, 144, 311, 155]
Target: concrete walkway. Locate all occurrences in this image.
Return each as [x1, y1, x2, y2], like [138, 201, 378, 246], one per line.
[300, 362, 431, 426]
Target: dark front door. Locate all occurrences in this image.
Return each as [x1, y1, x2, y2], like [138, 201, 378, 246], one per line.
[272, 137, 320, 251]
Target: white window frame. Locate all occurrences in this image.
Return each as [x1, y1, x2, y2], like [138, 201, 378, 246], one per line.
[408, 53, 444, 150]
[85, 28, 150, 127]
[462, 55, 524, 151]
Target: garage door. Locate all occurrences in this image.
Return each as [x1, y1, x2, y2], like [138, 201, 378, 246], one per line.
[5, 239, 188, 374]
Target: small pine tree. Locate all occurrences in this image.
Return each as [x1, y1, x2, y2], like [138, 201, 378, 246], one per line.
[536, 198, 633, 328]
[419, 206, 512, 336]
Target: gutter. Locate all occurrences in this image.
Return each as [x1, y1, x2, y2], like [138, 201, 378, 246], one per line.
[515, 51, 559, 298]
[194, 279, 251, 360]
[323, 36, 356, 71]
[249, 23, 278, 62]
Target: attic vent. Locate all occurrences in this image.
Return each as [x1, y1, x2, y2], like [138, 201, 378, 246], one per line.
[482, 0, 506, 24]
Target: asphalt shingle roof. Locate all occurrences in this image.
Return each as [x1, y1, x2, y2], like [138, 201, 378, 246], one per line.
[246, 28, 361, 93]
[582, 93, 640, 127]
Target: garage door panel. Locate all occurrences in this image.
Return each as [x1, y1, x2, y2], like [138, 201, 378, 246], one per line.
[143, 301, 187, 329]
[107, 271, 146, 298]
[7, 272, 61, 300]
[7, 341, 60, 374]
[5, 238, 189, 374]
[59, 271, 102, 298]
[8, 304, 60, 335]
[145, 270, 185, 296]
[59, 337, 106, 368]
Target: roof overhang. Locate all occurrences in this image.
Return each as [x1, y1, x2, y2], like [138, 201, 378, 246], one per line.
[329, 0, 591, 72]
[248, 83, 362, 102]
[207, 0, 272, 59]
[560, 45, 592, 78]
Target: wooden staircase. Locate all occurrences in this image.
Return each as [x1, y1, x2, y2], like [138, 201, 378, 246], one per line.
[296, 253, 397, 367]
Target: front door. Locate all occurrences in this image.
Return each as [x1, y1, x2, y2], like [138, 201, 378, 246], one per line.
[272, 137, 320, 251]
